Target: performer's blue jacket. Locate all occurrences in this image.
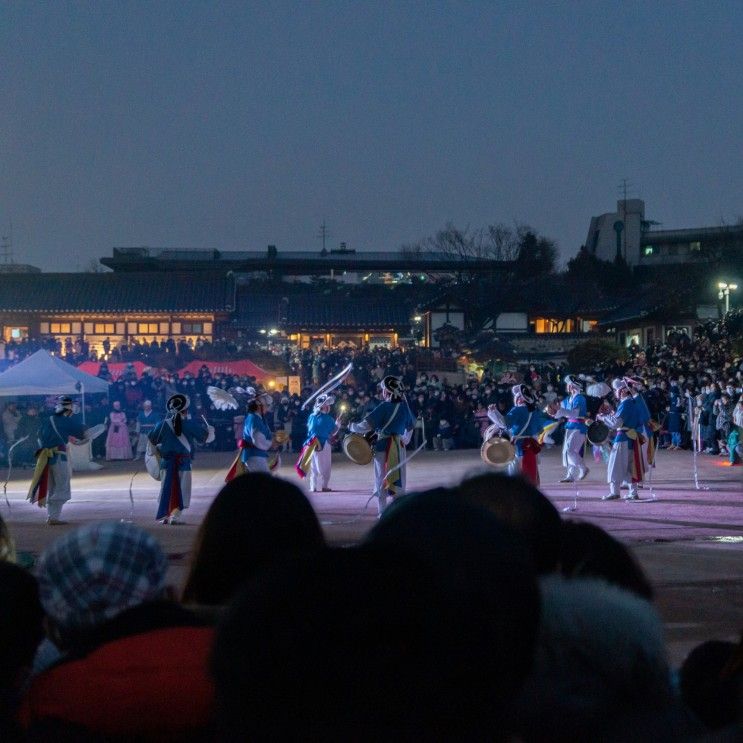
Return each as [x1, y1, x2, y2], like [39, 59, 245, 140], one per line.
[612, 398, 644, 446]
[241, 412, 273, 461]
[306, 412, 337, 447]
[364, 401, 415, 453]
[503, 405, 549, 456]
[634, 393, 652, 434]
[149, 417, 208, 467]
[564, 393, 588, 434]
[38, 414, 86, 463]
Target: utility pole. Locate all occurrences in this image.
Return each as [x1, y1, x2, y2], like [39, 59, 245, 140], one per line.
[317, 220, 330, 253]
[0, 220, 13, 264]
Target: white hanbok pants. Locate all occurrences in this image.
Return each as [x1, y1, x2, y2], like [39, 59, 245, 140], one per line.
[310, 442, 332, 491]
[562, 429, 586, 479]
[47, 457, 72, 520]
[244, 455, 271, 474]
[607, 441, 636, 497]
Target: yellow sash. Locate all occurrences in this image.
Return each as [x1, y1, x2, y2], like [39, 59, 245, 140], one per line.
[27, 447, 58, 505]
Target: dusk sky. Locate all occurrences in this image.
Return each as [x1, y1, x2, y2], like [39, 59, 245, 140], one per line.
[2, 1, 742, 272]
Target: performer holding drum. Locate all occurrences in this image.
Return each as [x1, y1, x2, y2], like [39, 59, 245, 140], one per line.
[483, 384, 549, 485]
[27, 395, 104, 525]
[295, 393, 342, 492]
[148, 393, 214, 524]
[596, 379, 645, 500]
[554, 375, 590, 483]
[348, 375, 415, 516]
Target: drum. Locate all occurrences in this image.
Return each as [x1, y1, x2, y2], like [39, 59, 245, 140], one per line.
[273, 430, 290, 445]
[586, 420, 610, 446]
[342, 433, 374, 465]
[480, 436, 516, 469]
[144, 442, 162, 481]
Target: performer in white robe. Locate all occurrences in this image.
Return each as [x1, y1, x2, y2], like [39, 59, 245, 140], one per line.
[295, 393, 341, 491]
[554, 375, 590, 483]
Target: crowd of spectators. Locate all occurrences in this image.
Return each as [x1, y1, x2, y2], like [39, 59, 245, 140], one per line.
[1, 335, 254, 366]
[1, 471, 742, 740]
[2, 330, 743, 464]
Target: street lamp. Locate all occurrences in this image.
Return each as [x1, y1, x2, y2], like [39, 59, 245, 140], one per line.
[718, 282, 738, 314]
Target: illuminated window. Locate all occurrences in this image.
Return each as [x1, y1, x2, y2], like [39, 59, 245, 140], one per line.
[137, 323, 159, 334]
[533, 317, 574, 334]
[182, 322, 203, 334]
[643, 245, 654, 256]
[40, 322, 50, 334]
[94, 323, 115, 334]
[690, 241, 701, 251]
[50, 323, 72, 334]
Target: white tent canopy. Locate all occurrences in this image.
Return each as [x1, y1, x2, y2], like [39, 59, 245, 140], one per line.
[0, 350, 110, 396]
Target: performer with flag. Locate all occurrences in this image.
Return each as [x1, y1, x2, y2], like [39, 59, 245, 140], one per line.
[27, 396, 89, 525]
[349, 375, 415, 516]
[485, 384, 550, 485]
[597, 379, 645, 500]
[295, 393, 341, 491]
[149, 394, 213, 524]
[554, 375, 590, 483]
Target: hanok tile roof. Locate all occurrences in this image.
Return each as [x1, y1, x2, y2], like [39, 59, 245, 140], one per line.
[233, 288, 419, 330]
[0, 272, 235, 313]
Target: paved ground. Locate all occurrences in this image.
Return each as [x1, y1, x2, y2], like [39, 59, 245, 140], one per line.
[4, 446, 742, 665]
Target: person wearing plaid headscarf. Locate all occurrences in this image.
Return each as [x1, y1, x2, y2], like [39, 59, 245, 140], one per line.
[19, 522, 215, 739]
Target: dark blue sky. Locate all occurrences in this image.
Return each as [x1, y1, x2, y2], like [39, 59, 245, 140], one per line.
[2, 1, 742, 271]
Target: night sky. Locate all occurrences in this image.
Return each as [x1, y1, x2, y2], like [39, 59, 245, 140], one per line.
[2, 1, 742, 271]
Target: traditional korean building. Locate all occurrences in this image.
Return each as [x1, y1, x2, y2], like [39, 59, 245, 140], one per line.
[0, 272, 234, 357]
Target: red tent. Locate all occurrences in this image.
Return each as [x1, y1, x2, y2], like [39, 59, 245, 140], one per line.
[177, 359, 271, 381]
[77, 361, 149, 380]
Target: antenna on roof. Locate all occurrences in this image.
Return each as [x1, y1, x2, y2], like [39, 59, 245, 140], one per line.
[617, 179, 634, 261]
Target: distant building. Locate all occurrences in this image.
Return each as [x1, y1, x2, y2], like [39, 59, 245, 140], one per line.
[0, 263, 41, 274]
[585, 199, 743, 268]
[101, 245, 512, 284]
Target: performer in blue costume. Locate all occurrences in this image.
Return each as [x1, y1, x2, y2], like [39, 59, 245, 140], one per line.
[295, 393, 341, 491]
[349, 376, 415, 516]
[149, 393, 213, 524]
[485, 384, 550, 485]
[28, 396, 88, 525]
[554, 375, 590, 483]
[597, 379, 645, 500]
[239, 389, 278, 475]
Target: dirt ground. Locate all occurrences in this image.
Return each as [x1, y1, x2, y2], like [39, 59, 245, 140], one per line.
[4, 445, 742, 665]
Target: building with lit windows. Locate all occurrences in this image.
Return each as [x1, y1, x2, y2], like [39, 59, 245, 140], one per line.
[585, 199, 743, 268]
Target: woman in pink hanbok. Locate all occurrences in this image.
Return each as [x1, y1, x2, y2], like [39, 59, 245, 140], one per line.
[105, 400, 132, 460]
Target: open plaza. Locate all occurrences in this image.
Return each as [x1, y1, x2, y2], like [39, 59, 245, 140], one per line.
[4, 445, 742, 666]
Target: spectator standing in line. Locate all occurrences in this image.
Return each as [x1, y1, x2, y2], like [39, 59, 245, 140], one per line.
[2, 402, 21, 445]
[105, 400, 132, 460]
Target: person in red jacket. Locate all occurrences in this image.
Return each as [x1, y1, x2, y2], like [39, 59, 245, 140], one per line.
[20, 521, 215, 741]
